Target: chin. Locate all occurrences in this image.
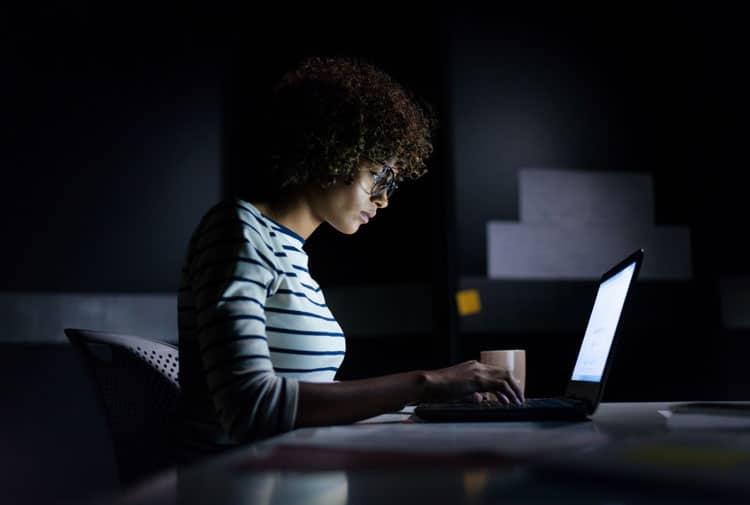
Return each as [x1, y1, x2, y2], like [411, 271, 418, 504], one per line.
[330, 221, 359, 235]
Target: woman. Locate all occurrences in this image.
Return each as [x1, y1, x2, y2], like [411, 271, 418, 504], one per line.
[174, 56, 523, 462]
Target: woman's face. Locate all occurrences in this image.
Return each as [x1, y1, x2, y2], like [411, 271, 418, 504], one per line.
[309, 158, 398, 235]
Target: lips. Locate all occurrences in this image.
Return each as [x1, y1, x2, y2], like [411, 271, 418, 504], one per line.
[359, 212, 370, 224]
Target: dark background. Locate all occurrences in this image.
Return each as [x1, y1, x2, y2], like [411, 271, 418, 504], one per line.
[2, 3, 748, 505]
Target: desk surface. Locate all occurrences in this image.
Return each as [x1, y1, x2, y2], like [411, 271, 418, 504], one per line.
[111, 402, 750, 505]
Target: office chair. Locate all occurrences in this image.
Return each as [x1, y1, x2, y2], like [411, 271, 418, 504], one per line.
[64, 328, 180, 487]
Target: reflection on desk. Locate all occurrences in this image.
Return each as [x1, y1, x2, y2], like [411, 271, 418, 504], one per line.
[540, 431, 750, 499]
[110, 403, 750, 505]
[270, 408, 606, 460]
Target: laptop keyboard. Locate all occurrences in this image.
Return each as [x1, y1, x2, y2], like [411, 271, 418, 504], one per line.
[490, 398, 573, 409]
[420, 398, 577, 410]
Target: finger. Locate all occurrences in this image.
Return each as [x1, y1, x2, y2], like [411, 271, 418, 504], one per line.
[512, 377, 525, 403]
[496, 392, 511, 405]
[498, 380, 521, 406]
[457, 392, 482, 404]
[502, 372, 524, 403]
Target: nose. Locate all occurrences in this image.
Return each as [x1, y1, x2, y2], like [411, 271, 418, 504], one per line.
[371, 192, 389, 209]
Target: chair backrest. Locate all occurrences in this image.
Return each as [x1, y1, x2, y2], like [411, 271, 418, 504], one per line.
[64, 328, 180, 487]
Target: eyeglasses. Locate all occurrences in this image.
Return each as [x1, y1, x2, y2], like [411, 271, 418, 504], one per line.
[362, 158, 399, 199]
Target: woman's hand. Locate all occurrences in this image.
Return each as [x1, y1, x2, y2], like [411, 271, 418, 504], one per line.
[421, 360, 525, 405]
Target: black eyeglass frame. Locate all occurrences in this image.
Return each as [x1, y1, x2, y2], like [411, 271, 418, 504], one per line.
[363, 157, 399, 199]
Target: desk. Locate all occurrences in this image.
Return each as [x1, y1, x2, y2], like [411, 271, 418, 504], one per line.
[111, 402, 750, 505]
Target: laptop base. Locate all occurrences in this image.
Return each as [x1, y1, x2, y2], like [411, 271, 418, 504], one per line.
[414, 398, 589, 422]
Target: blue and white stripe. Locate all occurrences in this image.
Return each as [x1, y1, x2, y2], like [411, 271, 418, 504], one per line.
[177, 198, 345, 444]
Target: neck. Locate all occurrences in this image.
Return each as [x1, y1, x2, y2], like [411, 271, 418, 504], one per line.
[251, 188, 322, 241]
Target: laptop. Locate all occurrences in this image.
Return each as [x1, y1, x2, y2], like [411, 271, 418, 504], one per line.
[415, 248, 644, 422]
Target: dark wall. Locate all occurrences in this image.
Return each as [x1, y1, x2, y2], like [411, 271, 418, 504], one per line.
[448, 4, 747, 278]
[3, 6, 746, 314]
[445, 5, 749, 401]
[1, 4, 224, 293]
[0, 344, 118, 505]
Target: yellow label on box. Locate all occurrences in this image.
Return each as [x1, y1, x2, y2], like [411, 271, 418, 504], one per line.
[456, 289, 481, 316]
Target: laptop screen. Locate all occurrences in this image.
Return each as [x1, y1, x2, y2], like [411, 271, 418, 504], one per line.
[570, 261, 637, 383]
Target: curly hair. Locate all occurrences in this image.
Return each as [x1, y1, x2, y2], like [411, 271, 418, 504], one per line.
[264, 56, 438, 192]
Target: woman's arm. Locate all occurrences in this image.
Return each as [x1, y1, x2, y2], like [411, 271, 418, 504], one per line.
[295, 360, 524, 428]
[296, 370, 426, 427]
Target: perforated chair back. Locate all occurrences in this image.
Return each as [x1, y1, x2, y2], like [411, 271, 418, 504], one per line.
[64, 327, 180, 487]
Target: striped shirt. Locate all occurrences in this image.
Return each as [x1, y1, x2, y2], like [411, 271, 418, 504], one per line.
[175, 198, 345, 452]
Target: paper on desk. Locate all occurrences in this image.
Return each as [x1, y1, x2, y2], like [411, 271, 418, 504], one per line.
[355, 410, 416, 424]
[658, 403, 750, 430]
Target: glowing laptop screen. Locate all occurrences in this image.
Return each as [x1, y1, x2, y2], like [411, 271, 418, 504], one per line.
[571, 261, 636, 383]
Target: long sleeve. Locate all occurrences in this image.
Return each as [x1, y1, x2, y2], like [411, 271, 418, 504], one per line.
[188, 213, 299, 443]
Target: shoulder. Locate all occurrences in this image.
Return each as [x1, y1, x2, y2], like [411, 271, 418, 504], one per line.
[194, 199, 269, 240]
[197, 198, 258, 227]
[184, 199, 282, 266]
[190, 199, 306, 269]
